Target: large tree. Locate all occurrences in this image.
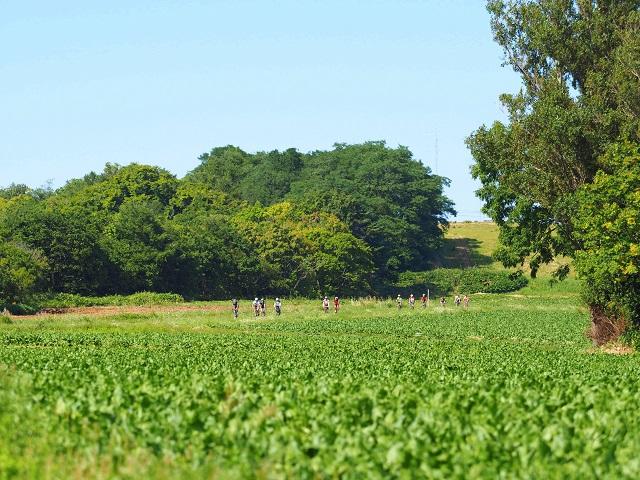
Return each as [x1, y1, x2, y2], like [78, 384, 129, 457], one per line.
[468, 0, 639, 275]
[468, 0, 640, 337]
[288, 142, 455, 280]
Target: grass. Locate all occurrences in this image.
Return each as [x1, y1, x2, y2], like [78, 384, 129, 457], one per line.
[441, 221, 575, 279]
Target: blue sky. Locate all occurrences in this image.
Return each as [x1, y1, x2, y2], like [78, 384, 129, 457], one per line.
[1, 0, 520, 220]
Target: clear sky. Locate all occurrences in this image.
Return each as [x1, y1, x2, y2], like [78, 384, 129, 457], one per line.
[1, 0, 520, 220]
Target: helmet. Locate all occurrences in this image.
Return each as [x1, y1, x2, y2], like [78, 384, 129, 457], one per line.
[334, 296, 338, 300]
[255, 298, 259, 301]
[276, 298, 280, 301]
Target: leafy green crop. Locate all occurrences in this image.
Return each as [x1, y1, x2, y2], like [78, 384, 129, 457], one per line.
[1, 294, 638, 479]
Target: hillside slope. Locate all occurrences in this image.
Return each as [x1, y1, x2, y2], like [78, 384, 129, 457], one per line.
[436, 222, 499, 269]
[437, 222, 576, 287]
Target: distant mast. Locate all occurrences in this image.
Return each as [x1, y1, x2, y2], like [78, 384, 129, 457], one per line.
[434, 133, 439, 175]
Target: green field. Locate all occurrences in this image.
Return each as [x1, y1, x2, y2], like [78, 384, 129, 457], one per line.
[2, 284, 639, 479]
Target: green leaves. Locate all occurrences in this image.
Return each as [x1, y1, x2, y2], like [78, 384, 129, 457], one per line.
[2, 294, 640, 477]
[469, 0, 640, 276]
[0, 241, 46, 306]
[232, 202, 374, 296]
[572, 142, 640, 324]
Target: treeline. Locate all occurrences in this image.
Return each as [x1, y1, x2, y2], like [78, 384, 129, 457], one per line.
[0, 142, 454, 306]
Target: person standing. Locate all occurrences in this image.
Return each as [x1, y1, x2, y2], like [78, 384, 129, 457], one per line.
[322, 296, 330, 313]
[409, 294, 416, 309]
[274, 297, 282, 316]
[232, 298, 239, 319]
[334, 296, 340, 313]
[420, 293, 427, 308]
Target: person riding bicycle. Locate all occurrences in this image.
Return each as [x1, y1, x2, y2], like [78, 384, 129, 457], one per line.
[421, 293, 428, 308]
[260, 298, 266, 316]
[334, 296, 340, 313]
[232, 298, 239, 319]
[396, 294, 403, 309]
[409, 294, 416, 309]
[274, 298, 282, 316]
[322, 296, 330, 313]
[253, 298, 260, 317]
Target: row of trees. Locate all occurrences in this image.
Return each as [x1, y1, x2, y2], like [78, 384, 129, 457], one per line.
[469, 0, 640, 336]
[0, 142, 454, 305]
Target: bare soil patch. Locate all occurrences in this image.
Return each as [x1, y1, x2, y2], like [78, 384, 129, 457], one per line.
[587, 343, 635, 356]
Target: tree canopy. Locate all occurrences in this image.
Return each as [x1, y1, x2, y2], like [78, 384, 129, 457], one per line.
[0, 142, 453, 303]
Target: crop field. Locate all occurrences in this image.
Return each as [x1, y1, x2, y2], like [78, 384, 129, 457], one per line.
[2, 284, 640, 479]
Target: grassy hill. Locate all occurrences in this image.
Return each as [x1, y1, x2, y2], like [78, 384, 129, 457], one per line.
[436, 221, 500, 269]
[437, 221, 579, 294]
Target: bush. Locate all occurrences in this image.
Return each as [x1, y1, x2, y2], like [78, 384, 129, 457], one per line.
[395, 267, 527, 295]
[31, 292, 184, 309]
[0, 241, 46, 305]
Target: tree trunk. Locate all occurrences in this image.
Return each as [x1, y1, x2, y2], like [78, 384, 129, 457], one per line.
[588, 304, 626, 346]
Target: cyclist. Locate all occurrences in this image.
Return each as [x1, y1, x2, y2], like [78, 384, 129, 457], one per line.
[260, 298, 266, 316]
[409, 294, 416, 309]
[396, 294, 403, 309]
[274, 298, 282, 316]
[454, 295, 461, 307]
[253, 298, 260, 317]
[421, 293, 428, 308]
[334, 296, 340, 313]
[232, 298, 239, 319]
[322, 296, 330, 313]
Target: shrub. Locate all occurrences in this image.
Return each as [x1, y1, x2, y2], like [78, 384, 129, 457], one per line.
[395, 267, 527, 295]
[0, 241, 46, 307]
[31, 292, 184, 309]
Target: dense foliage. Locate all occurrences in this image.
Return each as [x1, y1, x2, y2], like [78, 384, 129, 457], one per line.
[0, 241, 46, 308]
[31, 292, 184, 309]
[395, 267, 528, 295]
[468, 0, 639, 329]
[572, 143, 640, 325]
[0, 142, 453, 302]
[2, 294, 639, 478]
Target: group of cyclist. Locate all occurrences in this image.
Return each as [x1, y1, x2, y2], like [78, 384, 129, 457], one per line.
[232, 293, 469, 318]
[396, 293, 470, 309]
[231, 297, 282, 318]
[231, 296, 340, 318]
